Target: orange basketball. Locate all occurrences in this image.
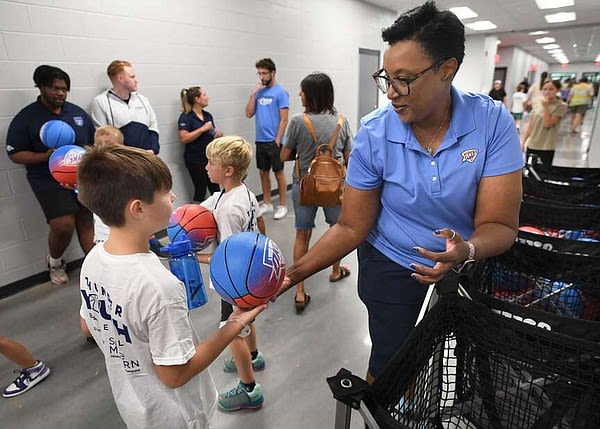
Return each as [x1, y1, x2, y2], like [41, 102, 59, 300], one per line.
[48, 145, 86, 188]
[167, 204, 218, 249]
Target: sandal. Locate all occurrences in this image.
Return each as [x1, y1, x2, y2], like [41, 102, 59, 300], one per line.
[294, 293, 311, 314]
[329, 266, 351, 282]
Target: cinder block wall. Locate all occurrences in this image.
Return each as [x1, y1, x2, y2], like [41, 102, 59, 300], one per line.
[0, 0, 394, 287]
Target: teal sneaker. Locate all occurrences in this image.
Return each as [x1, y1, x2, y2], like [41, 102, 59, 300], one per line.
[223, 351, 266, 373]
[218, 381, 264, 411]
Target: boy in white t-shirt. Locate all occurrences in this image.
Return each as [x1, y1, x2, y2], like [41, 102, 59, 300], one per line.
[77, 145, 266, 428]
[510, 84, 528, 131]
[196, 136, 268, 412]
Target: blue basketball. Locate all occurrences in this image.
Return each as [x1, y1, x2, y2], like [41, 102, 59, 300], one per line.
[533, 279, 583, 318]
[210, 232, 285, 309]
[39, 120, 75, 148]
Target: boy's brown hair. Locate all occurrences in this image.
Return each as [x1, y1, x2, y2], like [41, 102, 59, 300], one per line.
[78, 145, 172, 227]
[206, 136, 252, 181]
[94, 125, 124, 147]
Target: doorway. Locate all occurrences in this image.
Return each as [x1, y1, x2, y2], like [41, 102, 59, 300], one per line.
[358, 48, 380, 130]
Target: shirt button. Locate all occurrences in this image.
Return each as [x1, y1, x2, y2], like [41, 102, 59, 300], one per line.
[431, 161, 436, 166]
[432, 176, 437, 182]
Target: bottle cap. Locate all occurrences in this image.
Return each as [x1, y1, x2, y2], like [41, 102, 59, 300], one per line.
[160, 239, 193, 257]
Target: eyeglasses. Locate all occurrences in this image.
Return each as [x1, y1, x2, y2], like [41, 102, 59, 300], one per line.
[372, 58, 448, 96]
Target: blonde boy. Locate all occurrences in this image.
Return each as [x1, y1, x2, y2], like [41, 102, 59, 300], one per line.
[77, 145, 265, 428]
[198, 136, 267, 411]
[94, 125, 124, 147]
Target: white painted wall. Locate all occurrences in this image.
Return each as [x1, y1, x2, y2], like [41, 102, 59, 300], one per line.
[0, 0, 395, 287]
[453, 34, 498, 95]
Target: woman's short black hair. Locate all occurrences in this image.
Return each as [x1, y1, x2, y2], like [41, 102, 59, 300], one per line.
[382, 1, 465, 70]
[300, 72, 336, 115]
[33, 65, 71, 91]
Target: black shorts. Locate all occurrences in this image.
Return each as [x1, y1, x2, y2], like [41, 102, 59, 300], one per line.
[33, 188, 88, 222]
[255, 141, 284, 172]
[220, 300, 256, 326]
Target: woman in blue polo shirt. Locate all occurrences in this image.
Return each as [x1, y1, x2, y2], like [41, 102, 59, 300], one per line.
[178, 86, 223, 202]
[279, 2, 523, 384]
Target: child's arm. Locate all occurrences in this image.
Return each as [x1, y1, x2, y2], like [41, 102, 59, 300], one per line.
[153, 304, 267, 388]
[196, 253, 211, 264]
[79, 317, 92, 338]
[257, 215, 266, 235]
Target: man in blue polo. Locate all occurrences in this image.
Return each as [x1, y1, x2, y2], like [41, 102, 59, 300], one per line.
[6, 65, 95, 285]
[245, 58, 289, 220]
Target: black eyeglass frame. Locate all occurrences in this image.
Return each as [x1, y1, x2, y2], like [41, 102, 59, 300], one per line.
[372, 58, 449, 96]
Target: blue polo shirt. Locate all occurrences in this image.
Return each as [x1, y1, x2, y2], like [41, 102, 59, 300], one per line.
[347, 86, 523, 269]
[255, 83, 289, 143]
[177, 110, 216, 164]
[6, 97, 94, 191]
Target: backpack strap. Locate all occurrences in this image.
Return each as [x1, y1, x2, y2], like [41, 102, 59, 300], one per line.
[327, 116, 345, 152]
[297, 114, 345, 179]
[303, 114, 345, 155]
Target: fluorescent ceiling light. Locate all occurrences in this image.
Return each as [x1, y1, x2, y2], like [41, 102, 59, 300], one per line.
[543, 44, 561, 49]
[449, 6, 478, 20]
[559, 59, 570, 63]
[465, 20, 497, 31]
[535, 0, 574, 9]
[548, 49, 563, 54]
[545, 12, 576, 23]
[529, 30, 549, 35]
[536, 37, 556, 44]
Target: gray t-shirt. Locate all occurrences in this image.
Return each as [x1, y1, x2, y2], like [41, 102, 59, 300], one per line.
[284, 112, 352, 183]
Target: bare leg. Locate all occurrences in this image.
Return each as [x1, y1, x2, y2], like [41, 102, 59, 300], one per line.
[75, 209, 95, 255]
[571, 113, 582, 132]
[294, 229, 312, 302]
[229, 337, 254, 384]
[0, 336, 36, 369]
[259, 170, 272, 205]
[48, 214, 76, 258]
[245, 323, 257, 353]
[274, 170, 287, 205]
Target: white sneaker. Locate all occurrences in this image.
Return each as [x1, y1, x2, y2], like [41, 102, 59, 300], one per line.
[47, 255, 69, 285]
[259, 203, 273, 216]
[273, 205, 288, 220]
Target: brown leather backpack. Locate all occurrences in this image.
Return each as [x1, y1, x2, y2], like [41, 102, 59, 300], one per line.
[296, 114, 346, 207]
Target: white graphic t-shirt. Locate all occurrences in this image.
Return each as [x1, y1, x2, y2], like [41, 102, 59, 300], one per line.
[79, 244, 216, 428]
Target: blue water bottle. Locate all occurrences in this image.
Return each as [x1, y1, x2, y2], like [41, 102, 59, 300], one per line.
[162, 239, 208, 310]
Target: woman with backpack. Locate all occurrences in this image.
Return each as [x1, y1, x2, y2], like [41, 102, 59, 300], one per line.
[280, 72, 352, 314]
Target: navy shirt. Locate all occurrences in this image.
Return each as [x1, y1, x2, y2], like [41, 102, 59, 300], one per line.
[177, 110, 216, 164]
[6, 97, 95, 191]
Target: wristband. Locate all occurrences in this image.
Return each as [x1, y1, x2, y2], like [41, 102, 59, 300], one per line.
[466, 241, 475, 261]
[454, 241, 475, 273]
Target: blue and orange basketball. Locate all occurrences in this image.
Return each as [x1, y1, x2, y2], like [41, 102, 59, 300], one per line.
[48, 145, 86, 188]
[167, 204, 217, 249]
[39, 120, 75, 148]
[210, 232, 285, 309]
